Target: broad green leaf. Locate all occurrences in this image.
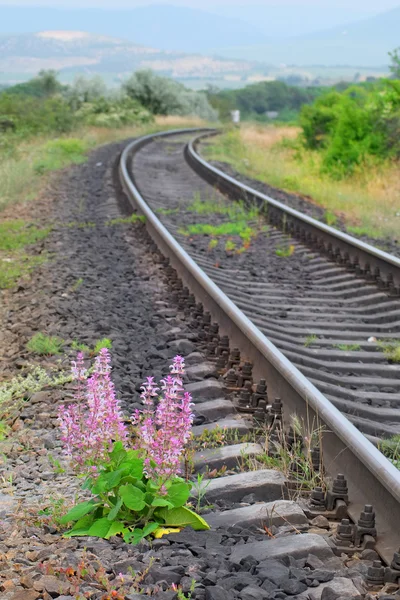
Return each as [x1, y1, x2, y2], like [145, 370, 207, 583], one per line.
[88, 517, 113, 538]
[119, 458, 144, 478]
[142, 522, 160, 537]
[59, 500, 98, 524]
[109, 441, 126, 463]
[151, 498, 174, 509]
[166, 482, 191, 507]
[105, 521, 126, 539]
[120, 484, 146, 511]
[107, 496, 123, 521]
[93, 470, 122, 494]
[157, 507, 210, 531]
[63, 515, 94, 538]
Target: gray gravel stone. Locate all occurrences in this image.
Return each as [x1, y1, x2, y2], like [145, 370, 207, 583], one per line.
[230, 534, 335, 565]
[191, 470, 287, 503]
[168, 339, 196, 355]
[305, 578, 363, 600]
[205, 500, 308, 529]
[186, 379, 224, 401]
[194, 443, 264, 472]
[186, 362, 217, 380]
[205, 586, 231, 600]
[194, 399, 236, 421]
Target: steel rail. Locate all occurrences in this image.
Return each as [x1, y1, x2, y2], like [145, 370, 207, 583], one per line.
[120, 128, 400, 563]
[186, 131, 400, 291]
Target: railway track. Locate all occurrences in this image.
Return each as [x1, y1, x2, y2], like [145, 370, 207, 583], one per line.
[119, 128, 400, 564]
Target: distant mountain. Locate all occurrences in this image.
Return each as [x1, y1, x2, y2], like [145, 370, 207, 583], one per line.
[0, 31, 258, 86]
[0, 5, 267, 53]
[213, 6, 400, 66]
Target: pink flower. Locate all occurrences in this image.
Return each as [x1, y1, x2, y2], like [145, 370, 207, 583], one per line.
[58, 349, 127, 474]
[132, 355, 194, 482]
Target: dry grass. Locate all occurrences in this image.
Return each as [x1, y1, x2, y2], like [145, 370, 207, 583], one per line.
[0, 118, 208, 214]
[154, 115, 207, 128]
[204, 124, 400, 242]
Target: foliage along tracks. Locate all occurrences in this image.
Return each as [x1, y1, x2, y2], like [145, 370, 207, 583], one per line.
[120, 128, 400, 566]
[0, 131, 399, 600]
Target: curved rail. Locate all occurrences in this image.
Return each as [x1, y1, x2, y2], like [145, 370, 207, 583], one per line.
[186, 131, 400, 291]
[119, 128, 400, 563]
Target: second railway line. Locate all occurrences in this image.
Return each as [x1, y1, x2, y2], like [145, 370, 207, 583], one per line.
[127, 129, 400, 441]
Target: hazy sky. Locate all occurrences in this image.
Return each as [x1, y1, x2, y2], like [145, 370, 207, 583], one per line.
[3, 0, 400, 39]
[4, 0, 400, 10]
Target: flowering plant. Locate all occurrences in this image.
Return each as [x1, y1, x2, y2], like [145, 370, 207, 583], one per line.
[59, 353, 209, 543]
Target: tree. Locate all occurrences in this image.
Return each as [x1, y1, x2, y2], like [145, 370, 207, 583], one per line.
[389, 48, 400, 79]
[123, 70, 217, 120]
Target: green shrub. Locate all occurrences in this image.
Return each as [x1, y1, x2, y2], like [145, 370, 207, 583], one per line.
[299, 79, 400, 178]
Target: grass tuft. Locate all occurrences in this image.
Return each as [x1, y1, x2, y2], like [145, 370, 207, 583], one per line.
[304, 334, 317, 347]
[106, 214, 146, 226]
[93, 338, 113, 354]
[27, 333, 65, 355]
[275, 244, 295, 258]
[334, 343, 361, 351]
[33, 139, 88, 175]
[377, 340, 400, 363]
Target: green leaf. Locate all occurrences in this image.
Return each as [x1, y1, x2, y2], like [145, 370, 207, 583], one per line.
[93, 470, 122, 494]
[88, 517, 113, 538]
[151, 498, 174, 509]
[105, 521, 126, 539]
[63, 515, 94, 538]
[156, 507, 210, 531]
[59, 500, 98, 524]
[109, 441, 127, 465]
[143, 521, 160, 537]
[120, 484, 146, 511]
[166, 482, 191, 507]
[107, 496, 123, 521]
[119, 458, 144, 478]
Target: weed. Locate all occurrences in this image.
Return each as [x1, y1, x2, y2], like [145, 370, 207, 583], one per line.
[0, 253, 47, 289]
[47, 454, 66, 474]
[192, 473, 211, 513]
[334, 343, 361, 351]
[106, 214, 146, 226]
[347, 225, 383, 238]
[0, 220, 50, 252]
[27, 332, 64, 355]
[180, 222, 255, 240]
[175, 579, 197, 600]
[304, 334, 317, 347]
[155, 207, 179, 216]
[71, 340, 91, 353]
[195, 425, 244, 450]
[377, 340, 400, 363]
[38, 496, 68, 528]
[0, 365, 72, 408]
[33, 138, 88, 175]
[242, 414, 325, 498]
[275, 244, 295, 258]
[93, 337, 113, 354]
[64, 221, 96, 229]
[0, 220, 51, 288]
[208, 238, 218, 251]
[225, 239, 236, 252]
[379, 435, 400, 469]
[324, 211, 337, 226]
[71, 278, 83, 292]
